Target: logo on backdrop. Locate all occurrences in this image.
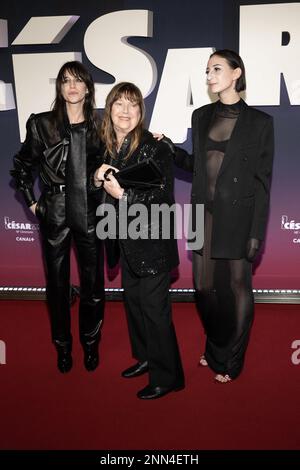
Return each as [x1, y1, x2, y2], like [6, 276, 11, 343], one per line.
[0, 340, 6, 365]
[4, 216, 39, 242]
[281, 215, 300, 244]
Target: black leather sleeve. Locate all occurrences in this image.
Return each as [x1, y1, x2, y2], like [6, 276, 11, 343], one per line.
[10, 114, 44, 206]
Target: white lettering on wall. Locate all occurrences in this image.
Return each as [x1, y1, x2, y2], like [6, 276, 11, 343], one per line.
[8, 4, 300, 141]
[240, 3, 300, 105]
[12, 16, 80, 45]
[150, 48, 214, 142]
[13, 52, 81, 141]
[0, 19, 15, 110]
[84, 10, 157, 108]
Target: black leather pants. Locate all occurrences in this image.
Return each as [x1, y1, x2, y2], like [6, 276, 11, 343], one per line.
[38, 192, 104, 348]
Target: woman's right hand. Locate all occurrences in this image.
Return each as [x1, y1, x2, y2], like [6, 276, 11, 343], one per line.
[94, 164, 119, 187]
[161, 135, 176, 154]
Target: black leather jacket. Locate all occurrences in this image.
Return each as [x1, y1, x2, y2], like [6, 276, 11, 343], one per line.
[11, 111, 103, 208]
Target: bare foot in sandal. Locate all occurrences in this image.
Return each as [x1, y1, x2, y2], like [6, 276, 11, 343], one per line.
[198, 355, 208, 367]
[214, 374, 232, 383]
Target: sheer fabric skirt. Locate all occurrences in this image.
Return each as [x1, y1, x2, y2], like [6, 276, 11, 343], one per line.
[193, 209, 254, 379]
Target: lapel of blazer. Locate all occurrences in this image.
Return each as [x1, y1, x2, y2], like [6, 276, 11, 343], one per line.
[195, 102, 216, 169]
[217, 98, 249, 177]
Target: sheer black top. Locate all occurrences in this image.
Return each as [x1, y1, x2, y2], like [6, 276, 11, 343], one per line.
[205, 100, 241, 203]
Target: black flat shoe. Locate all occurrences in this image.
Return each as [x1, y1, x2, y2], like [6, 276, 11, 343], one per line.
[137, 383, 184, 400]
[121, 361, 148, 378]
[83, 343, 99, 372]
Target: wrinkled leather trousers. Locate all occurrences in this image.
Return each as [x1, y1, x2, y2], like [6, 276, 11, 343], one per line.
[38, 192, 104, 349]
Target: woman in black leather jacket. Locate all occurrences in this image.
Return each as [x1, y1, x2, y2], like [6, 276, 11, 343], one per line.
[94, 82, 184, 399]
[11, 61, 104, 373]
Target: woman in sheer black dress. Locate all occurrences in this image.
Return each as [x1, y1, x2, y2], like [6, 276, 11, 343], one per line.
[173, 50, 274, 382]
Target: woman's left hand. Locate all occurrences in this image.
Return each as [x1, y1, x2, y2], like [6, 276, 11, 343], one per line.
[246, 238, 261, 262]
[103, 173, 124, 199]
[152, 132, 164, 141]
[153, 133, 176, 154]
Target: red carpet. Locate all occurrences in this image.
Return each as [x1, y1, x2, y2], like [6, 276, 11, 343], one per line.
[0, 300, 300, 450]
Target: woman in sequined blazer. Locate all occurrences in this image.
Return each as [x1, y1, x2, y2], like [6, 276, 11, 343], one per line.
[93, 82, 184, 400]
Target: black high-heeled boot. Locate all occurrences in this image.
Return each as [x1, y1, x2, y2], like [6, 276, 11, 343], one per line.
[54, 340, 73, 373]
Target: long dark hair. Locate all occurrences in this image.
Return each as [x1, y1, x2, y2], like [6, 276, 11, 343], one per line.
[52, 61, 99, 131]
[101, 82, 145, 160]
[210, 49, 246, 92]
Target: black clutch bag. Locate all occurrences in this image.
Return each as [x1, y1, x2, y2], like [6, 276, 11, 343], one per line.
[104, 158, 164, 189]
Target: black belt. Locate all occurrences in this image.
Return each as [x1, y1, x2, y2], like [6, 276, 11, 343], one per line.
[47, 184, 66, 194]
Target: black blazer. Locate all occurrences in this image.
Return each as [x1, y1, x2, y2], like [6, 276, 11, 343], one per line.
[175, 99, 274, 259]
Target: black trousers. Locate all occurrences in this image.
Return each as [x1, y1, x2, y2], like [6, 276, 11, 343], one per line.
[121, 254, 184, 388]
[39, 192, 104, 348]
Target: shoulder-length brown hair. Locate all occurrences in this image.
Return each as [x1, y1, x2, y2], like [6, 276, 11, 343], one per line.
[52, 61, 99, 131]
[101, 82, 145, 159]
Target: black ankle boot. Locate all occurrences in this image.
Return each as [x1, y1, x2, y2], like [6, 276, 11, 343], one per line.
[54, 341, 73, 373]
[83, 342, 99, 372]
